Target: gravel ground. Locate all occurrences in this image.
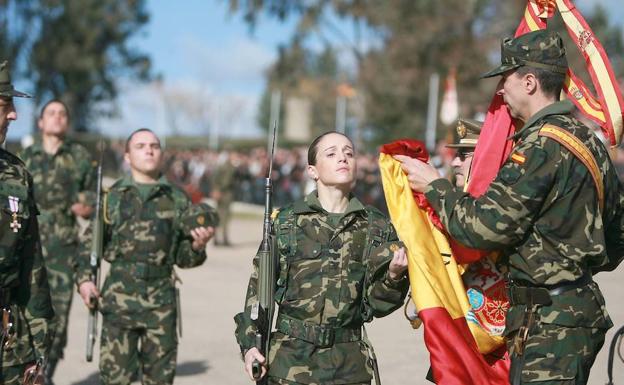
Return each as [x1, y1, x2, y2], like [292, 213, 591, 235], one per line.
[55, 216, 624, 385]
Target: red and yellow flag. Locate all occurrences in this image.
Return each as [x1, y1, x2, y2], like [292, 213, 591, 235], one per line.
[472, 0, 624, 198]
[379, 140, 509, 385]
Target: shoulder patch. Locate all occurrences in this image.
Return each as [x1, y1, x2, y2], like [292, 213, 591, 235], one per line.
[271, 209, 280, 221]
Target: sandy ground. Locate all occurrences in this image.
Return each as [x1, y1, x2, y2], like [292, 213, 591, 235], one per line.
[55, 215, 624, 385]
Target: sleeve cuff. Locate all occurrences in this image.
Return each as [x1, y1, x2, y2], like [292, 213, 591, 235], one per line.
[383, 270, 408, 289]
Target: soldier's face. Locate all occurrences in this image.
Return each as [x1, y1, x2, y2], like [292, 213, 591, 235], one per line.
[307, 133, 356, 189]
[451, 149, 474, 189]
[38, 101, 69, 137]
[496, 70, 528, 121]
[0, 97, 17, 144]
[124, 131, 163, 177]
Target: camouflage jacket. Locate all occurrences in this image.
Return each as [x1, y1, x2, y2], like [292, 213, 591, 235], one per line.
[235, 192, 408, 384]
[425, 100, 621, 332]
[75, 176, 206, 320]
[0, 148, 54, 366]
[20, 139, 96, 256]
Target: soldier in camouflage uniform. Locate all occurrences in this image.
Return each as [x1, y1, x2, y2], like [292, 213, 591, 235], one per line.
[76, 128, 215, 385]
[211, 152, 236, 246]
[0, 60, 54, 385]
[397, 30, 624, 385]
[235, 132, 409, 384]
[20, 99, 96, 385]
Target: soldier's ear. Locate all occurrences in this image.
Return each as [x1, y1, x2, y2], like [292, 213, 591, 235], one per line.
[524, 72, 538, 95]
[307, 165, 319, 181]
[123, 152, 130, 165]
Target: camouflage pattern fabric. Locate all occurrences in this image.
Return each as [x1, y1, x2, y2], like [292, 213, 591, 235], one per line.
[0, 363, 26, 385]
[76, 176, 207, 385]
[235, 192, 408, 384]
[211, 160, 235, 245]
[20, 139, 95, 373]
[0, 148, 54, 371]
[425, 100, 622, 382]
[481, 29, 568, 78]
[507, 322, 605, 385]
[99, 304, 177, 385]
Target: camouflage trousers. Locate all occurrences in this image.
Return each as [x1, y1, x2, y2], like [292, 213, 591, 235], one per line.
[215, 200, 231, 245]
[0, 363, 26, 385]
[507, 322, 606, 385]
[45, 263, 74, 368]
[99, 308, 177, 385]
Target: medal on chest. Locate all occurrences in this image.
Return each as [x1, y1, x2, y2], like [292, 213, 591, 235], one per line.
[8, 196, 21, 233]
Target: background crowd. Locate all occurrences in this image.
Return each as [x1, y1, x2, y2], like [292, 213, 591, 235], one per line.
[30, 126, 624, 214]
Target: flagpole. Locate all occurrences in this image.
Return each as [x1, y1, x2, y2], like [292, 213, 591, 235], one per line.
[425, 72, 440, 152]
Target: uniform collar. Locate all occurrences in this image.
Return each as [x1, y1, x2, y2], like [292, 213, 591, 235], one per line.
[117, 174, 171, 192]
[29, 136, 73, 156]
[509, 99, 575, 141]
[293, 190, 366, 216]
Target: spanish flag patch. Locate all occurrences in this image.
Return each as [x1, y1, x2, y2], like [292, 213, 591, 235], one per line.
[511, 152, 526, 165]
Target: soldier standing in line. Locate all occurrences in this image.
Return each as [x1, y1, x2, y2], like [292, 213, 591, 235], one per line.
[235, 131, 409, 384]
[76, 128, 215, 385]
[211, 151, 236, 246]
[0, 60, 54, 385]
[20, 99, 96, 385]
[397, 30, 624, 385]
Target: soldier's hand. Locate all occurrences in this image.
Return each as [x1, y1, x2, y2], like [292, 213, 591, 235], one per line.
[71, 202, 94, 219]
[78, 281, 100, 309]
[22, 362, 44, 385]
[388, 247, 408, 281]
[244, 347, 267, 381]
[191, 226, 215, 251]
[393, 155, 442, 192]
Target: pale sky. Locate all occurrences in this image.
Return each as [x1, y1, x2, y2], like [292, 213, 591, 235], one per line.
[8, 0, 623, 142]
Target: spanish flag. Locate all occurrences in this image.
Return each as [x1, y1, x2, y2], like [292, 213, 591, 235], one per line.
[379, 140, 509, 385]
[471, 0, 624, 198]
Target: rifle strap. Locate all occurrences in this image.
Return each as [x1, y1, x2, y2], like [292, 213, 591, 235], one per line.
[102, 190, 112, 225]
[275, 209, 296, 301]
[539, 124, 604, 212]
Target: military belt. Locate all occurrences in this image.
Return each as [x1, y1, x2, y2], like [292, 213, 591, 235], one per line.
[110, 261, 172, 280]
[276, 314, 361, 348]
[508, 272, 593, 306]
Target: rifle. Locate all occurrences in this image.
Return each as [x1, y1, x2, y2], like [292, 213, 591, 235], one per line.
[86, 141, 104, 362]
[250, 121, 278, 383]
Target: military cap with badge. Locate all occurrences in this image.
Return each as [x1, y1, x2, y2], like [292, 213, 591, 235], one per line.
[446, 118, 483, 149]
[481, 29, 568, 78]
[178, 203, 220, 239]
[0, 60, 31, 98]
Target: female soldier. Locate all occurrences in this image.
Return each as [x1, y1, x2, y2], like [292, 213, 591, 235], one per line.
[235, 132, 409, 384]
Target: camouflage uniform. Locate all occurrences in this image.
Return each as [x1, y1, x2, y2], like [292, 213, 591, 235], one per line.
[211, 158, 236, 246]
[1, 148, 54, 385]
[426, 45, 623, 385]
[76, 176, 207, 385]
[20, 138, 95, 378]
[235, 192, 409, 384]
